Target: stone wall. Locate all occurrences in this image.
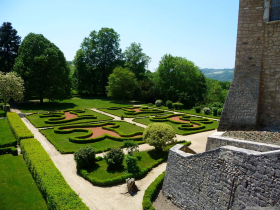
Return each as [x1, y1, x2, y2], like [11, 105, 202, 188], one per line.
[162, 144, 280, 209]
[218, 0, 280, 131]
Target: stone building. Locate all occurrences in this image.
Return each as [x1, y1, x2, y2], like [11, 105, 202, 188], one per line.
[218, 0, 280, 131]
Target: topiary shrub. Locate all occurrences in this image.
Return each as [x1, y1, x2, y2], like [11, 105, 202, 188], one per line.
[122, 140, 139, 155]
[143, 123, 176, 151]
[104, 147, 125, 168]
[217, 108, 223, 116]
[155, 100, 162, 107]
[173, 102, 184, 110]
[148, 103, 153, 107]
[195, 107, 201, 113]
[125, 155, 139, 173]
[203, 107, 211, 115]
[74, 146, 96, 169]
[166, 100, 173, 109]
[212, 107, 218, 116]
[121, 115, 124, 120]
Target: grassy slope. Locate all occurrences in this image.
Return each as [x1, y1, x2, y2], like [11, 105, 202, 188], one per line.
[0, 119, 17, 147]
[98, 108, 169, 118]
[0, 154, 47, 210]
[40, 121, 144, 153]
[133, 117, 219, 135]
[26, 109, 113, 128]
[18, 97, 137, 113]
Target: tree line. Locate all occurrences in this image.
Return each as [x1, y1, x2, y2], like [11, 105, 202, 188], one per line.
[0, 22, 230, 107]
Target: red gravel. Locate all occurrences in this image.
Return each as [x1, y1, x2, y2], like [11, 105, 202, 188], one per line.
[169, 116, 199, 127]
[64, 111, 78, 120]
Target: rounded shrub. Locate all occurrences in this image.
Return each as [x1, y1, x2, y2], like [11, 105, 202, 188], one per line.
[195, 107, 201, 113]
[173, 102, 184, 110]
[166, 100, 173, 109]
[122, 140, 139, 155]
[218, 108, 223, 116]
[74, 146, 96, 169]
[148, 103, 153, 107]
[121, 115, 124, 120]
[104, 147, 125, 168]
[143, 123, 176, 151]
[203, 107, 211, 115]
[155, 100, 162, 107]
[212, 107, 218, 116]
[125, 155, 139, 173]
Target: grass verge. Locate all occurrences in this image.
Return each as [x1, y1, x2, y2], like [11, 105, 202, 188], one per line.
[0, 119, 17, 148]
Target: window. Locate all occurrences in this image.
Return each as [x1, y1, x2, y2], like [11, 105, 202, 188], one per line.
[270, 0, 280, 21]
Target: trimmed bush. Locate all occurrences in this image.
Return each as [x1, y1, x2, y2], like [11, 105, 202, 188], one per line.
[218, 108, 223, 116]
[143, 123, 176, 151]
[74, 146, 96, 169]
[0, 147, 18, 156]
[166, 100, 173, 109]
[121, 115, 124, 120]
[125, 155, 139, 173]
[203, 107, 211, 115]
[148, 103, 153, 107]
[123, 140, 139, 155]
[155, 100, 162, 107]
[212, 107, 218, 116]
[104, 147, 125, 168]
[20, 138, 89, 210]
[195, 107, 201, 113]
[2, 104, 10, 112]
[7, 112, 34, 143]
[173, 102, 184, 110]
[142, 171, 165, 210]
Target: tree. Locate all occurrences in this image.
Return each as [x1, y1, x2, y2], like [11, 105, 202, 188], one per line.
[0, 22, 21, 73]
[123, 42, 151, 80]
[74, 28, 122, 95]
[14, 33, 71, 104]
[143, 123, 176, 151]
[0, 72, 24, 114]
[153, 54, 206, 108]
[106, 67, 137, 101]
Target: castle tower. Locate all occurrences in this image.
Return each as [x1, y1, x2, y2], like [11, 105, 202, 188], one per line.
[218, 0, 280, 131]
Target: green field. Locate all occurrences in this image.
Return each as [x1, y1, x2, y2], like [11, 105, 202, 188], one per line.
[18, 96, 138, 113]
[40, 121, 144, 153]
[26, 109, 113, 128]
[0, 154, 47, 210]
[0, 119, 17, 148]
[133, 117, 219, 135]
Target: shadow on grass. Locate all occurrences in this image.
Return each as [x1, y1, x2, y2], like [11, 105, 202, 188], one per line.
[147, 150, 168, 160]
[18, 102, 77, 112]
[106, 165, 126, 174]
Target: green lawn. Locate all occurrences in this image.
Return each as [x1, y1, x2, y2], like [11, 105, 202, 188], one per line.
[0, 154, 47, 210]
[26, 109, 113, 128]
[133, 117, 219, 135]
[142, 104, 221, 119]
[0, 119, 17, 148]
[98, 107, 169, 118]
[40, 121, 144, 153]
[18, 96, 139, 113]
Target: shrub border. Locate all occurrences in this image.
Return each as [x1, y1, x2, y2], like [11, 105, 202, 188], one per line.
[0, 147, 18, 156]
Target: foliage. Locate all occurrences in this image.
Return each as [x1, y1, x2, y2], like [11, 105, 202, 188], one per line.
[121, 115, 124, 120]
[125, 155, 139, 173]
[0, 147, 18, 155]
[204, 78, 228, 104]
[166, 100, 173, 109]
[218, 108, 223, 116]
[104, 147, 125, 168]
[212, 107, 218, 116]
[138, 77, 156, 103]
[73, 28, 122, 95]
[20, 138, 89, 209]
[153, 54, 206, 108]
[0, 72, 24, 114]
[173, 102, 184, 110]
[7, 112, 34, 142]
[142, 171, 165, 210]
[195, 107, 201, 113]
[123, 42, 151, 80]
[14, 33, 71, 103]
[148, 103, 153, 107]
[123, 140, 139, 155]
[106, 67, 137, 101]
[155, 99, 162, 107]
[74, 146, 96, 169]
[0, 22, 21, 73]
[143, 123, 176, 151]
[203, 107, 211, 115]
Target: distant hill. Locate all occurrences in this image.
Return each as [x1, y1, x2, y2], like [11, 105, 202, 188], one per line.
[200, 68, 234, 82]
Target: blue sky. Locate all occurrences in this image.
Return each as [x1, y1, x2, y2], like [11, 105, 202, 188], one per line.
[1, 0, 239, 71]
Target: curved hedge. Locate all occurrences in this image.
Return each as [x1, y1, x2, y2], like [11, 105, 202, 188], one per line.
[20, 138, 89, 210]
[142, 171, 165, 210]
[55, 122, 143, 144]
[106, 106, 165, 116]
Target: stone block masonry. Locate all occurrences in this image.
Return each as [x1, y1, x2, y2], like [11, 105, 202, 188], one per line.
[162, 144, 280, 209]
[218, 0, 280, 131]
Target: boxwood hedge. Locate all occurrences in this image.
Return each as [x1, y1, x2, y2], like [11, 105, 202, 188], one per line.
[0, 147, 18, 156]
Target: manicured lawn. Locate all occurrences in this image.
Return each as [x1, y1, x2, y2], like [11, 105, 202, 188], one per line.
[40, 121, 144, 153]
[98, 107, 169, 118]
[0, 119, 17, 148]
[18, 96, 138, 113]
[133, 117, 219, 135]
[142, 104, 221, 119]
[26, 109, 113, 128]
[0, 154, 47, 210]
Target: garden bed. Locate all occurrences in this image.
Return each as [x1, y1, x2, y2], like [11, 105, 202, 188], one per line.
[0, 119, 17, 148]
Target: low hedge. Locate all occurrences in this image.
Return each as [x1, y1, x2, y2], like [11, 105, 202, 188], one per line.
[106, 106, 165, 116]
[0, 140, 17, 148]
[20, 138, 89, 210]
[7, 112, 34, 143]
[142, 171, 165, 210]
[0, 147, 18, 156]
[54, 122, 143, 144]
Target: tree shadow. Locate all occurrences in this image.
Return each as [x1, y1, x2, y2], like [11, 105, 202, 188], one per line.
[106, 165, 126, 174]
[17, 101, 77, 112]
[147, 150, 168, 160]
[84, 162, 101, 173]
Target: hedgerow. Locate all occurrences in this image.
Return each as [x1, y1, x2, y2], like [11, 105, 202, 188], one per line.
[0, 147, 18, 156]
[105, 106, 165, 116]
[7, 112, 34, 143]
[20, 138, 89, 210]
[142, 171, 165, 210]
[0, 140, 17, 148]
